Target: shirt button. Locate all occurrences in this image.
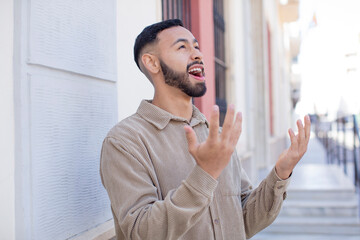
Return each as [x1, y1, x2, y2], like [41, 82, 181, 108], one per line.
[214, 219, 220, 224]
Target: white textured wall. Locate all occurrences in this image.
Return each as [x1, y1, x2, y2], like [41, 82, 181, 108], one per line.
[263, 0, 291, 166]
[117, 0, 161, 121]
[225, 0, 248, 153]
[264, 0, 291, 138]
[225, 0, 259, 182]
[0, 0, 15, 239]
[28, 0, 117, 81]
[29, 75, 116, 240]
[14, 0, 118, 239]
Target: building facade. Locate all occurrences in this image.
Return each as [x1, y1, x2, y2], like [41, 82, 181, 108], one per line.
[0, 0, 298, 239]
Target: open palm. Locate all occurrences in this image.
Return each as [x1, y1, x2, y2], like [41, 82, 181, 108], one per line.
[276, 116, 311, 179]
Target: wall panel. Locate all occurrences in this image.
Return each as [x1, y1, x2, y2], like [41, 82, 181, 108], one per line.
[29, 74, 115, 239]
[15, 0, 118, 238]
[28, 0, 116, 81]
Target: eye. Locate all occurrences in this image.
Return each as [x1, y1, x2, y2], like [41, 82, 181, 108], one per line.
[178, 45, 186, 49]
[195, 46, 200, 50]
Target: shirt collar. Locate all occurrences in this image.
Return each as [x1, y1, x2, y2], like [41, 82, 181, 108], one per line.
[136, 100, 209, 130]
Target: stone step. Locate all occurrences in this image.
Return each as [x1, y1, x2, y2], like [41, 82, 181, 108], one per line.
[263, 216, 360, 235]
[286, 188, 357, 201]
[280, 199, 359, 217]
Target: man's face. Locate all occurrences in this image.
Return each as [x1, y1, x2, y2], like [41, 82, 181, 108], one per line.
[156, 26, 207, 97]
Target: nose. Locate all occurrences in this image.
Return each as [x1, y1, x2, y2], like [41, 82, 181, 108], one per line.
[191, 47, 203, 61]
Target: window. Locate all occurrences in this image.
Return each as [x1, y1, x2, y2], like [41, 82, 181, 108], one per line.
[214, 0, 227, 125]
[162, 0, 191, 30]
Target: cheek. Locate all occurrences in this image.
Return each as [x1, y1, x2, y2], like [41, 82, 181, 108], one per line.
[166, 54, 188, 72]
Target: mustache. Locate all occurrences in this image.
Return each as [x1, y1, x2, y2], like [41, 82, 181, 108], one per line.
[186, 61, 204, 71]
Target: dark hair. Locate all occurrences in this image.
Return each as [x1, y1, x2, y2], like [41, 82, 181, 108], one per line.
[133, 19, 184, 69]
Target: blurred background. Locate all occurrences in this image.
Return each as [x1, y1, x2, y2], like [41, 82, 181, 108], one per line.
[0, 0, 359, 239]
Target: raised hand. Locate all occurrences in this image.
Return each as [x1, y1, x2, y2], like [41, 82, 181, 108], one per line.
[184, 104, 242, 179]
[275, 115, 311, 179]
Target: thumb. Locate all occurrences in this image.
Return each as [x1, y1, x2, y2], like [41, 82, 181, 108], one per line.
[184, 125, 198, 154]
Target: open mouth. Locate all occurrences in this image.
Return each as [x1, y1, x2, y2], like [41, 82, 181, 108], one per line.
[188, 66, 205, 81]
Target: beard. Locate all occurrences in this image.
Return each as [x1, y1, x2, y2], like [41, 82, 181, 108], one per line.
[159, 59, 207, 98]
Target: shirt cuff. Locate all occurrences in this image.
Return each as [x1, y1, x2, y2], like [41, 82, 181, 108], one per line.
[265, 167, 291, 195]
[274, 167, 293, 181]
[185, 165, 218, 198]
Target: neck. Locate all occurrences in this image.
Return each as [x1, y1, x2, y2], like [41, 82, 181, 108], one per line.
[152, 88, 193, 121]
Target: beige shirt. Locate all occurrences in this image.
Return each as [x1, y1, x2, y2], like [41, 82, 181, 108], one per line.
[100, 100, 290, 240]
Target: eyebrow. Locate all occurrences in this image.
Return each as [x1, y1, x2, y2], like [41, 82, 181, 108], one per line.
[171, 38, 199, 46]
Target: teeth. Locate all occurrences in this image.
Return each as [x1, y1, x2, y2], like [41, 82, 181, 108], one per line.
[188, 67, 202, 73]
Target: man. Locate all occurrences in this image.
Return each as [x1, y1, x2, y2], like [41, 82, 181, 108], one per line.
[100, 19, 310, 240]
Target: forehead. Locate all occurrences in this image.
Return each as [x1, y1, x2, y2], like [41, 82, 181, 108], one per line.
[157, 26, 196, 46]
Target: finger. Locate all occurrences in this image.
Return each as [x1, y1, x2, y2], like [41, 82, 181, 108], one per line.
[229, 112, 243, 146]
[304, 115, 311, 142]
[184, 126, 198, 154]
[297, 119, 305, 143]
[221, 104, 235, 140]
[208, 105, 220, 141]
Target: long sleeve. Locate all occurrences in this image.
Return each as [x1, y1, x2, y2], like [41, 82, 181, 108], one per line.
[100, 137, 218, 240]
[240, 166, 290, 239]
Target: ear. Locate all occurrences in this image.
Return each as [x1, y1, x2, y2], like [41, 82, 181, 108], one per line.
[141, 53, 160, 74]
